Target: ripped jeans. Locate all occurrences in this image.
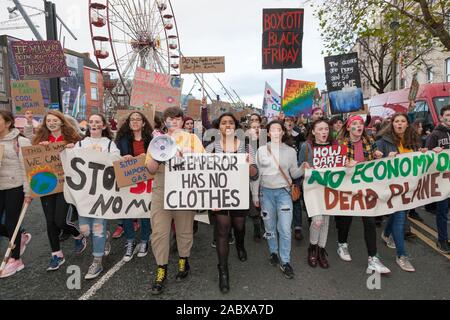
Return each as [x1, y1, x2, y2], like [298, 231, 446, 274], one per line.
[79, 217, 107, 258]
[260, 187, 293, 264]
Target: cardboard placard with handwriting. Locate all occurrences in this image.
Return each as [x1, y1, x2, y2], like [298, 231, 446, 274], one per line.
[113, 155, 154, 188]
[21, 142, 66, 198]
[180, 56, 225, 74]
[186, 99, 202, 119]
[11, 80, 46, 116]
[116, 105, 155, 128]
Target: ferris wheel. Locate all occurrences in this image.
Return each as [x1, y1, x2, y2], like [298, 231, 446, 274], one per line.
[88, 0, 181, 116]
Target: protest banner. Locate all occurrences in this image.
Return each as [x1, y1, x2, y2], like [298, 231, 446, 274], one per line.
[180, 56, 225, 74]
[312, 145, 348, 169]
[262, 8, 304, 69]
[61, 148, 152, 219]
[11, 80, 46, 116]
[116, 105, 155, 128]
[10, 40, 69, 79]
[164, 153, 249, 210]
[283, 79, 316, 116]
[21, 142, 66, 198]
[304, 150, 450, 217]
[113, 155, 153, 188]
[130, 67, 183, 112]
[263, 82, 282, 119]
[186, 99, 202, 119]
[324, 52, 363, 114]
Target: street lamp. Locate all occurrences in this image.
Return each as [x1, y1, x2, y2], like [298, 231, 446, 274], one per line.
[7, 7, 19, 19]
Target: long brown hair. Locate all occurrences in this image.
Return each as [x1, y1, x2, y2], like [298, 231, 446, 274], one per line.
[308, 119, 333, 144]
[32, 110, 81, 145]
[86, 114, 113, 140]
[115, 111, 153, 144]
[378, 113, 420, 150]
[0, 110, 15, 132]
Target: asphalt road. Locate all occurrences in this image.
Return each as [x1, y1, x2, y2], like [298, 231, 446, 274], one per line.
[0, 200, 449, 300]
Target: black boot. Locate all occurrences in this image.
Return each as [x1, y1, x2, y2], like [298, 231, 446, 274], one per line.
[151, 265, 167, 295]
[236, 243, 247, 262]
[175, 257, 190, 281]
[218, 264, 230, 293]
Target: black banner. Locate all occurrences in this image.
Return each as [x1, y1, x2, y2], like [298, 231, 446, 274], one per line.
[262, 9, 304, 69]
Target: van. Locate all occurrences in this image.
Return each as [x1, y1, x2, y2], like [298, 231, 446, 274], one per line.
[369, 82, 450, 129]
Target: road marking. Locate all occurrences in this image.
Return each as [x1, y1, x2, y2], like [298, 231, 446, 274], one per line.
[78, 259, 126, 300]
[410, 227, 450, 260]
[408, 217, 438, 239]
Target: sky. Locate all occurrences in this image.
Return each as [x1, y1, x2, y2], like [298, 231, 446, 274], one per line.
[0, 0, 326, 109]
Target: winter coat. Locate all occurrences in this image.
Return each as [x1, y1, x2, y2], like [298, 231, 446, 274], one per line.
[425, 124, 450, 150]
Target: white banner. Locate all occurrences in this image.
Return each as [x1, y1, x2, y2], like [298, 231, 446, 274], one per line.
[304, 151, 450, 217]
[264, 82, 281, 120]
[164, 153, 249, 210]
[61, 148, 152, 219]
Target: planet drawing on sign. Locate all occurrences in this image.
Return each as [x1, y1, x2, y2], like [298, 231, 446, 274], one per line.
[29, 167, 58, 195]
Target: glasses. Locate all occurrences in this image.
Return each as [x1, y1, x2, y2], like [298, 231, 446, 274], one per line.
[130, 118, 143, 122]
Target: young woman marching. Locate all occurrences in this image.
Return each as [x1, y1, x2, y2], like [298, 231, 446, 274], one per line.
[67, 114, 120, 279]
[115, 112, 153, 262]
[206, 113, 258, 293]
[252, 120, 305, 279]
[0, 111, 32, 278]
[298, 119, 333, 269]
[376, 113, 424, 272]
[336, 116, 391, 274]
[32, 111, 86, 271]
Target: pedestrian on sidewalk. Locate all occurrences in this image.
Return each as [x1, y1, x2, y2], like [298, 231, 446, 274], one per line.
[32, 111, 86, 272]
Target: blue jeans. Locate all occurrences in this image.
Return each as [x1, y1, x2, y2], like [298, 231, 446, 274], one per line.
[261, 187, 293, 264]
[436, 198, 449, 241]
[79, 217, 107, 258]
[123, 218, 151, 242]
[384, 211, 406, 257]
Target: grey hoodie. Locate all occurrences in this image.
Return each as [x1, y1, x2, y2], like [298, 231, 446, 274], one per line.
[0, 128, 31, 196]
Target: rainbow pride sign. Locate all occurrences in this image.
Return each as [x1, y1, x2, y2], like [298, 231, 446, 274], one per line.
[282, 79, 316, 116]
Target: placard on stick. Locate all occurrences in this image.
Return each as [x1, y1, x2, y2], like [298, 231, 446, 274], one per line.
[180, 56, 225, 74]
[11, 80, 46, 115]
[21, 142, 66, 198]
[113, 155, 154, 188]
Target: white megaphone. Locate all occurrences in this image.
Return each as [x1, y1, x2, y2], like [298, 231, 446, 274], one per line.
[148, 134, 178, 162]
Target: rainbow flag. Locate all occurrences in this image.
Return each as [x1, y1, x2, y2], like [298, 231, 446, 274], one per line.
[283, 79, 316, 117]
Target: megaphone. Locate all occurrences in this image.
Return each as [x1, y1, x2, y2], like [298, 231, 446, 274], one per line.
[148, 134, 178, 162]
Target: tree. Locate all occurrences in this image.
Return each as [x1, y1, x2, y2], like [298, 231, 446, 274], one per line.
[314, 0, 448, 93]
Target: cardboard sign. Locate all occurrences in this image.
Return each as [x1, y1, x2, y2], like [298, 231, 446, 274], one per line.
[61, 148, 152, 219]
[324, 52, 363, 114]
[304, 150, 450, 217]
[180, 56, 225, 74]
[113, 155, 154, 188]
[116, 105, 155, 128]
[262, 9, 304, 69]
[10, 40, 69, 79]
[130, 68, 183, 112]
[21, 142, 66, 198]
[164, 153, 249, 210]
[11, 80, 46, 116]
[186, 99, 202, 119]
[312, 145, 348, 169]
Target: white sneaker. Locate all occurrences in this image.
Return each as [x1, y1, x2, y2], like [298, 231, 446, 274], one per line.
[381, 233, 396, 249]
[367, 256, 391, 274]
[122, 241, 137, 262]
[337, 243, 352, 262]
[396, 255, 415, 272]
[137, 242, 149, 258]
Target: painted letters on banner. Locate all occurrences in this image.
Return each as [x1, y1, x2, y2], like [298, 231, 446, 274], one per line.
[21, 142, 66, 198]
[164, 153, 249, 210]
[304, 150, 450, 217]
[61, 148, 152, 219]
[130, 67, 183, 112]
[262, 8, 304, 69]
[312, 145, 348, 169]
[10, 40, 69, 79]
[282, 79, 316, 117]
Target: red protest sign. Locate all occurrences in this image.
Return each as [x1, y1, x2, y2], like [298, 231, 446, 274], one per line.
[312, 144, 347, 169]
[262, 9, 304, 69]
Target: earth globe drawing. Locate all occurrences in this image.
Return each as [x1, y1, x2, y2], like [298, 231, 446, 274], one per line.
[30, 172, 58, 195]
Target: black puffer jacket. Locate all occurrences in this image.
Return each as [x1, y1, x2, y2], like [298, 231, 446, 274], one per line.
[425, 124, 450, 150]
